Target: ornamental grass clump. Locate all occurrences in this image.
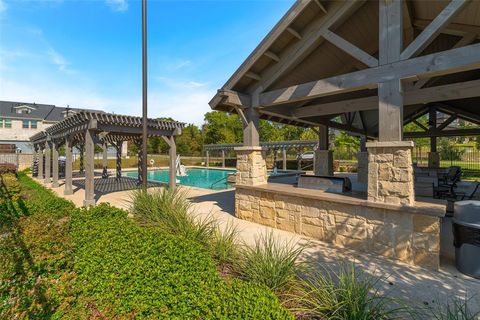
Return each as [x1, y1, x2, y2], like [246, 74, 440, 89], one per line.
[430, 296, 479, 320]
[292, 264, 408, 320]
[129, 187, 216, 245]
[236, 231, 306, 293]
[211, 222, 240, 267]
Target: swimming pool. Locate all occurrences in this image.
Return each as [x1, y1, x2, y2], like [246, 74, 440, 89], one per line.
[124, 168, 236, 190]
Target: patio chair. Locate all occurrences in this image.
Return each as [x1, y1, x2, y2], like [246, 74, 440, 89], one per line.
[447, 181, 480, 201]
[433, 166, 462, 199]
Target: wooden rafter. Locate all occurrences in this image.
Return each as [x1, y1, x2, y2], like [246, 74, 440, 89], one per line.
[323, 30, 378, 68]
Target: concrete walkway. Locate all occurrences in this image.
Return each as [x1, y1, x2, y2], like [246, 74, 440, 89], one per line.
[42, 176, 480, 316]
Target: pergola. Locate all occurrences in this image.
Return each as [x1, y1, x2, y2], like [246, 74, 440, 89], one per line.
[30, 111, 184, 206]
[203, 139, 318, 169]
[209, 0, 480, 206]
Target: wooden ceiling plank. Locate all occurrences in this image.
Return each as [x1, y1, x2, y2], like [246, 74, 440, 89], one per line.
[286, 27, 302, 40]
[312, 0, 327, 14]
[401, 0, 470, 60]
[264, 50, 281, 62]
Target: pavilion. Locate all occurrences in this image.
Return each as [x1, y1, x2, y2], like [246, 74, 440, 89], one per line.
[209, 0, 480, 270]
[30, 111, 184, 206]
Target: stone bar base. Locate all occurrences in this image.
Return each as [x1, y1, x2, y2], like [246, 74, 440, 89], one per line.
[235, 185, 442, 270]
[367, 141, 415, 206]
[314, 150, 333, 176]
[357, 151, 368, 184]
[428, 152, 440, 168]
[235, 146, 267, 186]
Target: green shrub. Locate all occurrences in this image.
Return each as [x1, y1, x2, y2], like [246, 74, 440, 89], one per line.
[211, 222, 240, 267]
[71, 203, 292, 319]
[430, 296, 479, 320]
[129, 187, 216, 245]
[236, 231, 306, 293]
[292, 264, 407, 320]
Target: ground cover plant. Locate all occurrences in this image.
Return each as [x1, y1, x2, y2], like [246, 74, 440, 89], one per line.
[1, 173, 292, 319]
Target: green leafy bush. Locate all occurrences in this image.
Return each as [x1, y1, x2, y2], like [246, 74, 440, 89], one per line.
[71, 203, 292, 319]
[236, 231, 306, 293]
[292, 264, 407, 320]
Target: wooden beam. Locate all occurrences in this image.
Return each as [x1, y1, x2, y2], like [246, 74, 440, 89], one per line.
[323, 30, 378, 67]
[401, 0, 469, 60]
[252, 1, 365, 94]
[413, 119, 428, 131]
[313, 0, 327, 14]
[264, 50, 280, 62]
[293, 79, 480, 118]
[413, 18, 480, 38]
[259, 43, 480, 106]
[437, 104, 480, 125]
[286, 27, 302, 40]
[245, 71, 261, 81]
[222, 0, 311, 90]
[379, 0, 403, 65]
[234, 106, 248, 126]
[437, 114, 457, 131]
[404, 128, 480, 138]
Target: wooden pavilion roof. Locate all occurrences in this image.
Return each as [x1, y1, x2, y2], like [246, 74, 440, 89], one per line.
[210, 0, 480, 138]
[31, 111, 185, 144]
[204, 139, 318, 151]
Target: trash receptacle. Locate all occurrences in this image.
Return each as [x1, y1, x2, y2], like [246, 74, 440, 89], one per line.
[453, 201, 480, 279]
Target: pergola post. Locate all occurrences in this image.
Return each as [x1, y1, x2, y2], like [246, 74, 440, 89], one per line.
[64, 137, 73, 195]
[51, 141, 59, 187]
[32, 145, 39, 177]
[84, 129, 95, 207]
[367, 0, 414, 206]
[428, 108, 440, 168]
[102, 142, 108, 178]
[282, 148, 287, 171]
[357, 136, 368, 184]
[136, 139, 144, 186]
[44, 140, 51, 185]
[37, 145, 44, 180]
[78, 144, 84, 175]
[205, 150, 209, 168]
[115, 141, 122, 181]
[221, 149, 225, 168]
[314, 125, 333, 176]
[235, 94, 267, 186]
[168, 136, 177, 189]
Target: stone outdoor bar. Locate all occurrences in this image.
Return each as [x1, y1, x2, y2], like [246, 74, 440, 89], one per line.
[209, 0, 480, 269]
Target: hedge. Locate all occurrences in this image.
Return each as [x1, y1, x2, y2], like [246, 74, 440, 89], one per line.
[1, 173, 292, 319]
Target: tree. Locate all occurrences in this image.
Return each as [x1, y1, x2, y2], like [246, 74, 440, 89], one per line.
[202, 112, 243, 144]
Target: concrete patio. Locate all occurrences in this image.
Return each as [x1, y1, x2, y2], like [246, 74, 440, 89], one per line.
[41, 173, 480, 315]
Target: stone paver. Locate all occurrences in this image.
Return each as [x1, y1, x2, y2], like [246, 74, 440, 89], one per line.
[42, 176, 480, 315]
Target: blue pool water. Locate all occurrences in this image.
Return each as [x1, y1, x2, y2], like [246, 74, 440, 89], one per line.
[124, 168, 236, 190]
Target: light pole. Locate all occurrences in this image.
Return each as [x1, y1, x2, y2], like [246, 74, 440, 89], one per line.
[141, 0, 148, 187]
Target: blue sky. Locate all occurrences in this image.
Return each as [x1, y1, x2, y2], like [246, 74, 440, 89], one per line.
[0, 0, 294, 125]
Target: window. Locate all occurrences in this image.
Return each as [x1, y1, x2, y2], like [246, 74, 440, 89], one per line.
[22, 120, 29, 129]
[1, 118, 12, 128]
[30, 120, 38, 129]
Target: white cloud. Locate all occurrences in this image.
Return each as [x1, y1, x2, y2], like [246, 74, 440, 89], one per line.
[47, 47, 75, 74]
[0, 0, 7, 13]
[106, 0, 128, 12]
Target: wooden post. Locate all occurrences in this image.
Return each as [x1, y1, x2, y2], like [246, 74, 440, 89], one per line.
[378, 0, 403, 142]
[32, 145, 39, 177]
[221, 149, 225, 168]
[64, 138, 73, 195]
[243, 102, 260, 147]
[84, 129, 95, 206]
[52, 141, 59, 187]
[430, 108, 437, 152]
[360, 135, 367, 152]
[38, 146, 44, 180]
[315, 125, 333, 175]
[137, 140, 143, 185]
[102, 142, 108, 179]
[169, 136, 177, 189]
[318, 125, 329, 150]
[78, 144, 84, 174]
[206, 150, 209, 168]
[116, 141, 122, 180]
[44, 141, 51, 184]
[282, 148, 287, 171]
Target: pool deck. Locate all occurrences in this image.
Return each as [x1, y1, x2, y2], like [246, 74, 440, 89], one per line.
[42, 173, 480, 315]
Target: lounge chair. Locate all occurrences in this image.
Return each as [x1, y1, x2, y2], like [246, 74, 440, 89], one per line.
[433, 166, 462, 199]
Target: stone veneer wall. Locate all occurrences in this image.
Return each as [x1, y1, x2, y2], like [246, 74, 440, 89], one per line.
[235, 187, 441, 270]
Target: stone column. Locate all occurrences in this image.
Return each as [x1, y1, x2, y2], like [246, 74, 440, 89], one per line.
[235, 146, 267, 186]
[221, 150, 225, 168]
[357, 136, 368, 184]
[51, 141, 59, 187]
[282, 148, 287, 171]
[314, 125, 333, 176]
[64, 138, 73, 195]
[115, 141, 122, 181]
[38, 146, 44, 180]
[84, 130, 95, 207]
[44, 141, 51, 184]
[367, 141, 415, 206]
